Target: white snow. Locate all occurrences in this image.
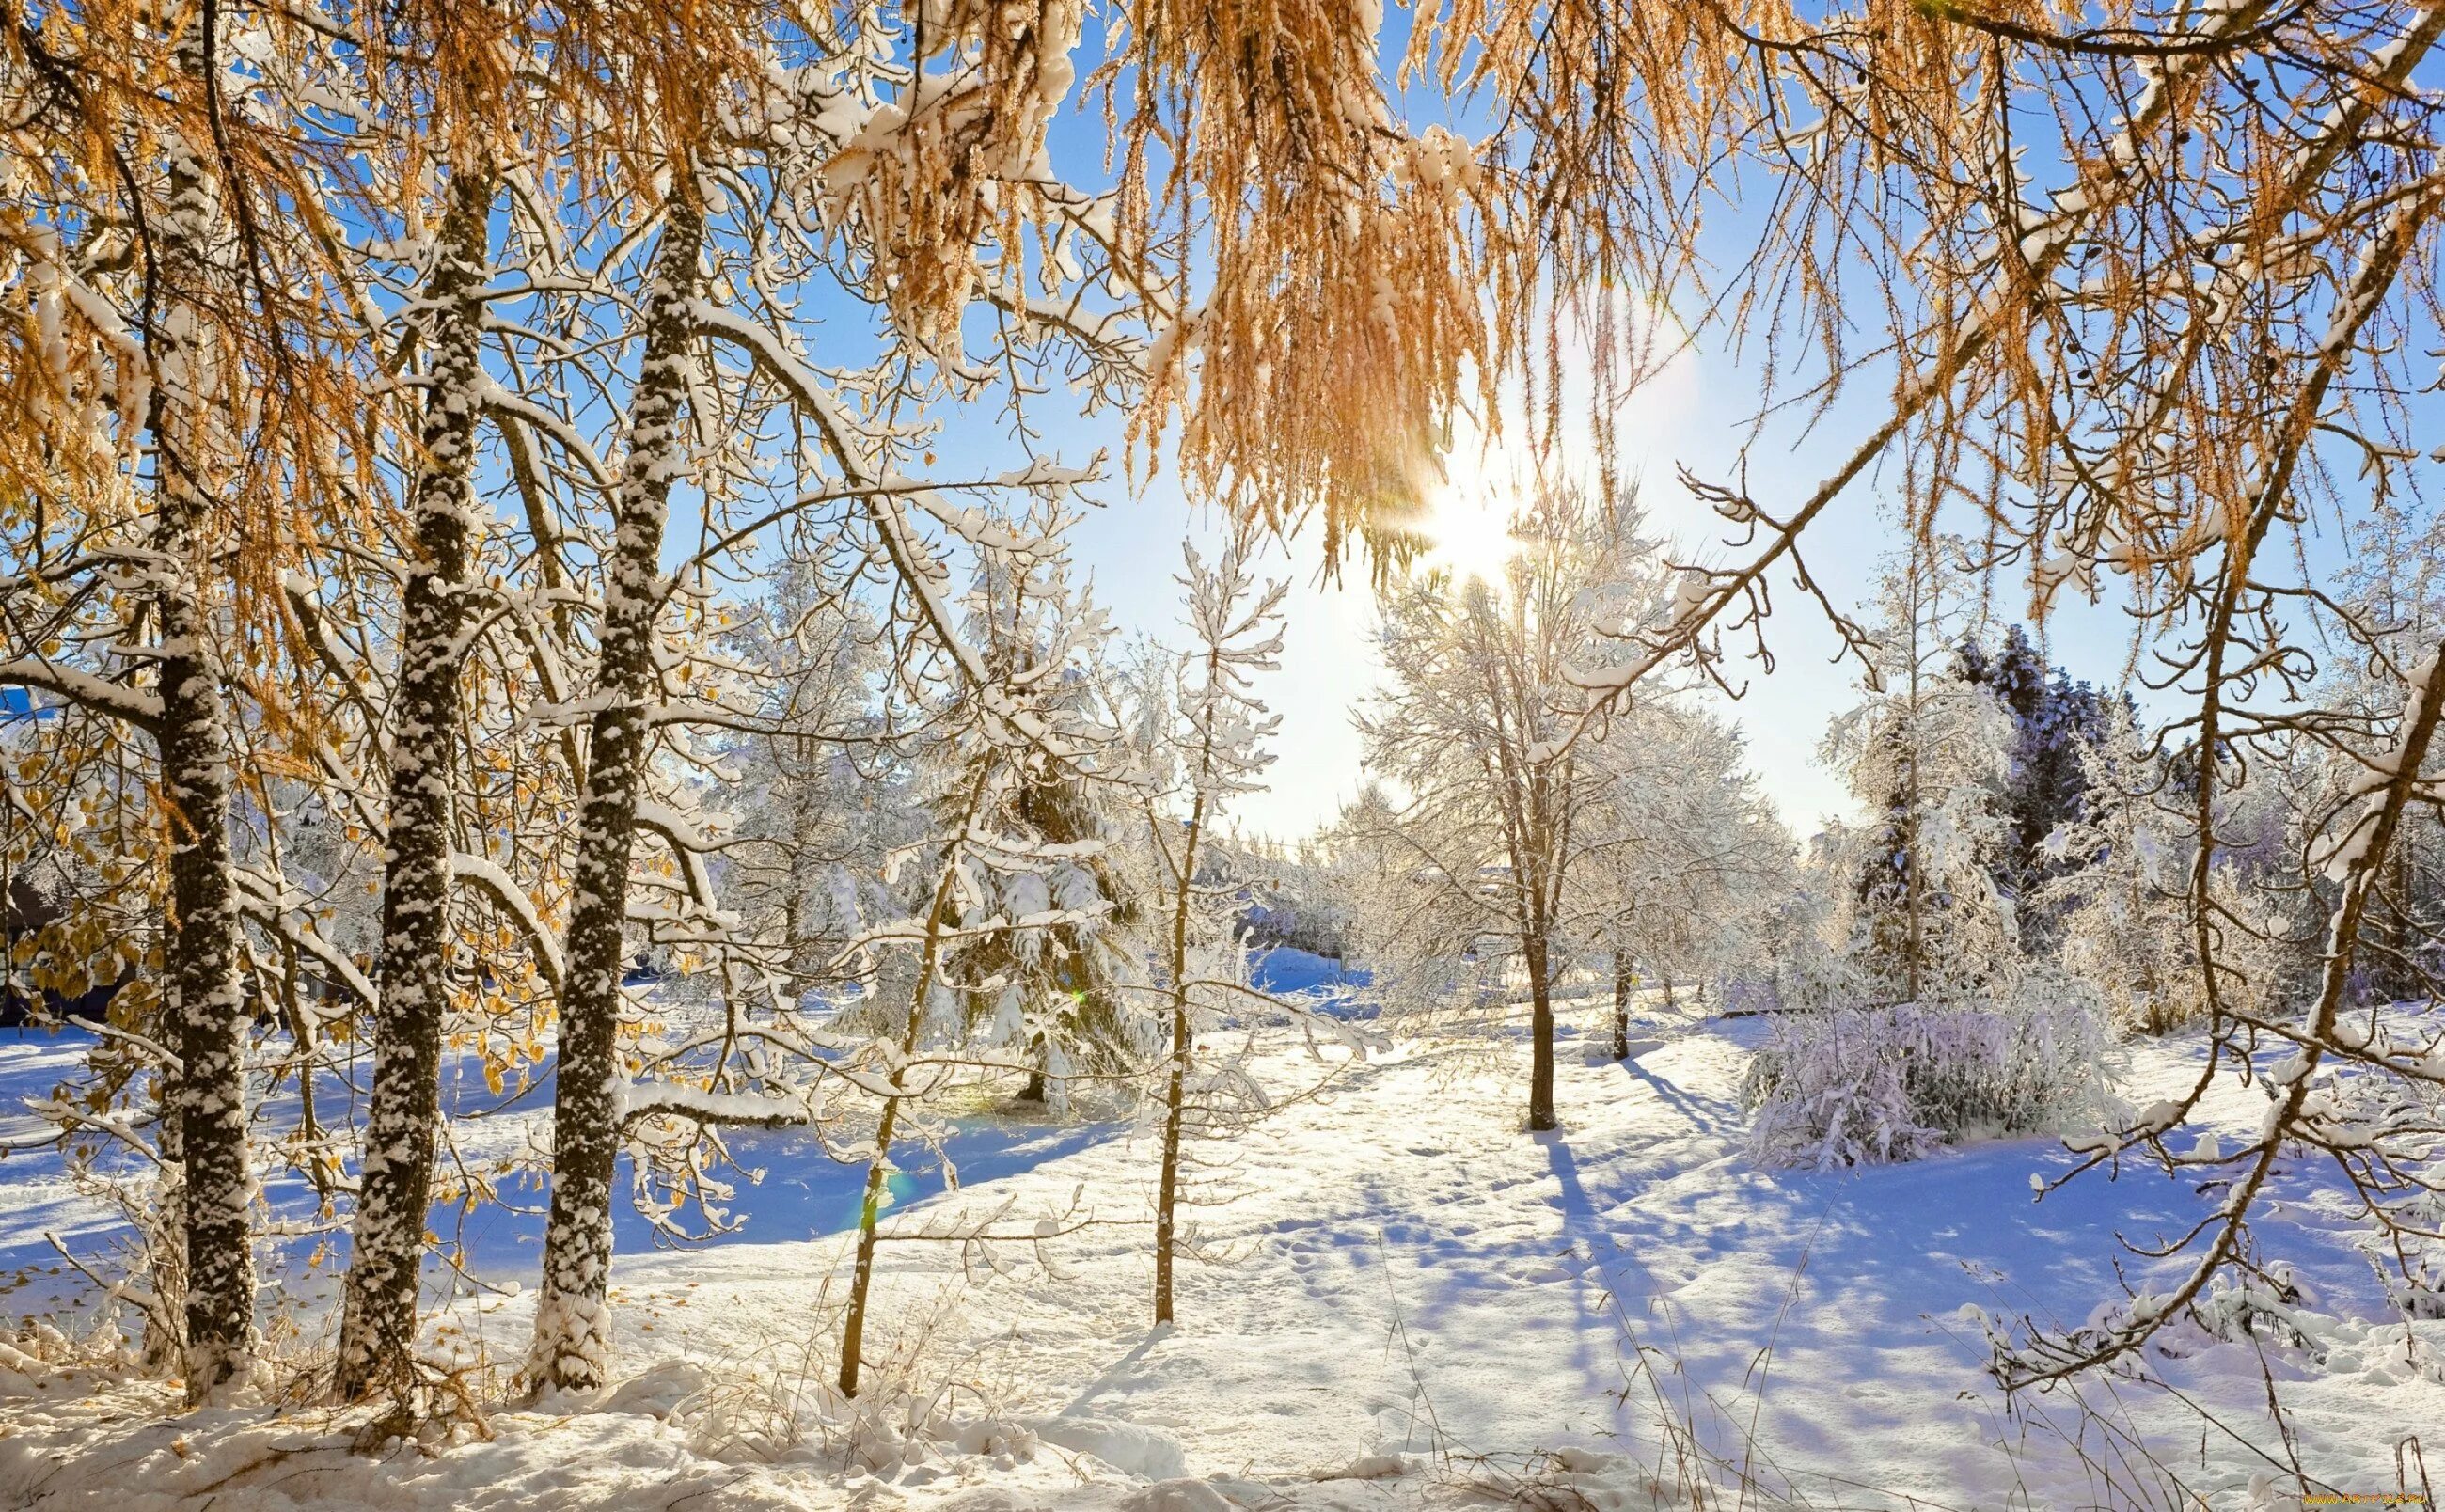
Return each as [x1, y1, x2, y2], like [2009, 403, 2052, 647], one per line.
[0, 991, 2437, 1509]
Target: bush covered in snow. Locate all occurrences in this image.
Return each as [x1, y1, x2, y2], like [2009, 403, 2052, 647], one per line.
[1741, 976, 2106, 1168]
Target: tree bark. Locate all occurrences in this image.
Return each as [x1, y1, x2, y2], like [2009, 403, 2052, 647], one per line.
[1154, 792, 1207, 1327]
[1153, 988, 1190, 1321]
[1612, 952, 1633, 1061]
[154, 443, 254, 1402]
[149, 52, 258, 1402]
[1526, 936, 1555, 1130]
[528, 193, 704, 1396]
[140, 1059, 187, 1372]
[839, 1081, 906, 1398]
[337, 165, 497, 1402]
[839, 807, 970, 1398]
[156, 663, 253, 1402]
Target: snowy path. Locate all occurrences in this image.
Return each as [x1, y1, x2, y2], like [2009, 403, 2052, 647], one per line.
[0, 1005, 2437, 1509]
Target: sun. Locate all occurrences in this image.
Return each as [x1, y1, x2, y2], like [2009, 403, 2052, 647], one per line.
[1414, 438, 1528, 586]
[1417, 493, 1522, 586]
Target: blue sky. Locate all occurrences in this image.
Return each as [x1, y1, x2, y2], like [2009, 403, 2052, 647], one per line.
[590, 18, 2393, 851]
[1053, 311, 2188, 847]
[1004, 24, 2219, 847]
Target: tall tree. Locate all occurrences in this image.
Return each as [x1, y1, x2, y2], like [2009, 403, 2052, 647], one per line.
[528, 184, 707, 1395]
[1824, 546, 2018, 1005]
[1957, 623, 2114, 942]
[1571, 703, 1787, 1054]
[1358, 485, 1667, 1130]
[334, 161, 498, 1403]
[1149, 534, 1284, 1323]
[831, 506, 1116, 1396]
[142, 35, 259, 1397]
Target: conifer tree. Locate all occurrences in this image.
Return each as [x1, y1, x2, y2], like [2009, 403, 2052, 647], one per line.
[1957, 624, 2113, 945]
[1823, 546, 2018, 1005]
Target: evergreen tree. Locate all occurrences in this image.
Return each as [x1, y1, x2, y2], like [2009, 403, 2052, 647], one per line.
[1956, 624, 2116, 946]
[1826, 545, 2018, 1004]
[945, 511, 1142, 1109]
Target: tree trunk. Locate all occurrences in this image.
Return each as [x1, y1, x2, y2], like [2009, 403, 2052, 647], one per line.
[337, 165, 497, 1402]
[528, 194, 704, 1396]
[156, 528, 254, 1400]
[1154, 795, 1206, 1326]
[1612, 952, 1633, 1061]
[150, 61, 257, 1402]
[839, 823, 969, 1398]
[1153, 987, 1190, 1323]
[838, 1083, 905, 1398]
[780, 735, 819, 1003]
[140, 1068, 187, 1372]
[1526, 937, 1556, 1131]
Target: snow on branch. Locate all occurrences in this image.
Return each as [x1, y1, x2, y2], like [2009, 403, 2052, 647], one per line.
[0, 658, 163, 730]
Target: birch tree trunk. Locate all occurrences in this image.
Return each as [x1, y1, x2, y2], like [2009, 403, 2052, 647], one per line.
[528, 193, 704, 1395]
[336, 165, 497, 1401]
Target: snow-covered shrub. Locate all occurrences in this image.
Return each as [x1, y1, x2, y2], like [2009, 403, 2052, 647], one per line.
[2188, 1266, 2327, 1361]
[1742, 975, 2105, 1168]
[0, 1309, 141, 1380]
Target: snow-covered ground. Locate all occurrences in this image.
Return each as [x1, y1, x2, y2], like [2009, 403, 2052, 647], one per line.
[0, 990, 2437, 1510]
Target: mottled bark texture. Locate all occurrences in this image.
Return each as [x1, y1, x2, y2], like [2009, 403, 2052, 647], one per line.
[528, 195, 705, 1394]
[336, 165, 497, 1402]
[150, 48, 259, 1400]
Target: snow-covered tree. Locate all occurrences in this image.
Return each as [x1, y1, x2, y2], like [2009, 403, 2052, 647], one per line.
[1356, 484, 1672, 1130]
[944, 524, 1142, 1107]
[333, 157, 504, 1404]
[0, 11, 378, 1399]
[1144, 534, 1285, 1324]
[1820, 546, 2019, 1006]
[524, 170, 718, 1396]
[1956, 623, 2116, 946]
[713, 561, 902, 1004]
[2038, 704, 2290, 1035]
[1570, 701, 1788, 1056]
[829, 502, 1125, 1398]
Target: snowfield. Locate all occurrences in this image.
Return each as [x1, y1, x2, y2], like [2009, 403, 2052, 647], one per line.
[0, 992, 2437, 1510]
